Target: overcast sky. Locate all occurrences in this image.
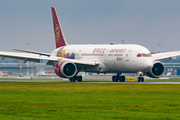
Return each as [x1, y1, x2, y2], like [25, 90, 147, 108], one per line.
[0, 0, 180, 53]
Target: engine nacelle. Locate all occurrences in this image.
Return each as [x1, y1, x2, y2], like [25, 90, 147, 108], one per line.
[146, 61, 165, 78]
[54, 61, 77, 78]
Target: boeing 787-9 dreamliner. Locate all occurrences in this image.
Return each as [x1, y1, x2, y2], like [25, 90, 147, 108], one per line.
[0, 7, 180, 82]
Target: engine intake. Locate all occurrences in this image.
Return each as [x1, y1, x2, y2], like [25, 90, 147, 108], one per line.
[146, 61, 164, 78]
[54, 61, 77, 78]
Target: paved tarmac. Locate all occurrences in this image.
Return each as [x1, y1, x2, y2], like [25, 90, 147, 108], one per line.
[1, 80, 180, 84]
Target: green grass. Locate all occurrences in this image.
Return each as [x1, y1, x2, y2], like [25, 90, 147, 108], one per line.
[0, 82, 180, 120]
[144, 78, 180, 82]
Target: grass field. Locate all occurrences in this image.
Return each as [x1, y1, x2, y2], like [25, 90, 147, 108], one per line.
[0, 82, 180, 120]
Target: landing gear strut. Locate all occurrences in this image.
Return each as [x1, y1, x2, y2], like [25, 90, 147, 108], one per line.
[138, 73, 144, 82]
[69, 76, 82, 82]
[112, 73, 125, 82]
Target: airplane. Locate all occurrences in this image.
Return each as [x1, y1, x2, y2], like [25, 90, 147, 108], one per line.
[0, 7, 180, 82]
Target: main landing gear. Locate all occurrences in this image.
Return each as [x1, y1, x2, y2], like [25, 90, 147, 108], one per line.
[112, 73, 125, 82]
[69, 76, 82, 82]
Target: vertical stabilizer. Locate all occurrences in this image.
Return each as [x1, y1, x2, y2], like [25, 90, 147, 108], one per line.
[51, 7, 68, 48]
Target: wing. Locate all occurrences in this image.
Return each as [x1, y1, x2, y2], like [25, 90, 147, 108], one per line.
[152, 51, 180, 60]
[12, 48, 51, 57]
[0, 51, 97, 66]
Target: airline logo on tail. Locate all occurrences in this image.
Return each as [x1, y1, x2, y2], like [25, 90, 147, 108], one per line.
[55, 24, 60, 43]
[51, 7, 67, 48]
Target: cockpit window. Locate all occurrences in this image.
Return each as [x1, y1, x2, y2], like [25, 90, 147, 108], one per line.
[137, 53, 151, 57]
[142, 53, 147, 57]
[147, 53, 151, 57]
[137, 53, 142, 57]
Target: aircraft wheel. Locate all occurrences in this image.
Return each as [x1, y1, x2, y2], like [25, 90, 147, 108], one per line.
[112, 76, 118, 82]
[122, 76, 125, 82]
[119, 76, 125, 82]
[119, 76, 123, 82]
[138, 77, 141, 82]
[118, 76, 121, 82]
[138, 77, 144, 82]
[77, 76, 82, 82]
[69, 77, 75, 82]
[112, 76, 115, 82]
[141, 77, 144, 82]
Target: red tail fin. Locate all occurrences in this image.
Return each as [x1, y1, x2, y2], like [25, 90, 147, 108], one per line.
[51, 7, 67, 48]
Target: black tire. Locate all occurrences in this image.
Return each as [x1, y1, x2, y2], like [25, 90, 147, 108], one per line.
[120, 76, 125, 82]
[118, 76, 121, 82]
[77, 76, 82, 82]
[119, 77, 123, 82]
[121, 76, 125, 82]
[118, 76, 125, 82]
[115, 76, 118, 82]
[69, 77, 75, 82]
[138, 77, 141, 82]
[141, 77, 144, 82]
[112, 76, 118, 82]
[112, 76, 115, 82]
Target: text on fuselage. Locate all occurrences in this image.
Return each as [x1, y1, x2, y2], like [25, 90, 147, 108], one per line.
[93, 48, 106, 53]
[110, 49, 126, 53]
[92, 48, 126, 53]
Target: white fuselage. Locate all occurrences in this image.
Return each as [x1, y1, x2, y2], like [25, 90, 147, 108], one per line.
[51, 44, 153, 73]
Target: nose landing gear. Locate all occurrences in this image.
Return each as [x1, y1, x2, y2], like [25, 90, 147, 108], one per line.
[138, 72, 144, 82]
[138, 77, 144, 82]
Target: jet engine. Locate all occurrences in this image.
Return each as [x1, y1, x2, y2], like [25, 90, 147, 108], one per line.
[54, 61, 77, 78]
[146, 61, 165, 78]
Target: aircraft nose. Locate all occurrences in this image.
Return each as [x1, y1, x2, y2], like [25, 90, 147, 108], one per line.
[143, 58, 153, 71]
